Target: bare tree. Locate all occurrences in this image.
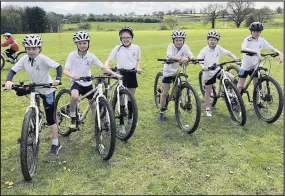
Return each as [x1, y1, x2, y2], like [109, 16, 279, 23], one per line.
[227, 1, 254, 28]
[205, 3, 224, 29]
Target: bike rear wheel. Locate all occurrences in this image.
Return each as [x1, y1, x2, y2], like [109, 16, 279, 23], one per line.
[1, 55, 5, 70]
[54, 89, 72, 136]
[154, 72, 163, 109]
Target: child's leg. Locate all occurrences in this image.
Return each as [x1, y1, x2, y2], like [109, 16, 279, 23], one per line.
[160, 83, 170, 111]
[204, 84, 213, 109]
[70, 89, 80, 118]
[252, 76, 260, 102]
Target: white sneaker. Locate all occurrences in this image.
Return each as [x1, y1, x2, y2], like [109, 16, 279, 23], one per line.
[205, 109, 212, 117]
[119, 125, 126, 134]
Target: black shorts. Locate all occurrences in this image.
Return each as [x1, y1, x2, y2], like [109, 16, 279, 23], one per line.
[120, 69, 138, 88]
[162, 76, 175, 84]
[40, 92, 56, 126]
[71, 82, 94, 100]
[238, 69, 258, 78]
[205, 70, 222, 85]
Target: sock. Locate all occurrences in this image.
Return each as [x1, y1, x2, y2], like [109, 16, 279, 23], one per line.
[52, 138, 59, 146]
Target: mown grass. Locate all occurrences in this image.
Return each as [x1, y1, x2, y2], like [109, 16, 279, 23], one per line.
[1, 29, 284, 195]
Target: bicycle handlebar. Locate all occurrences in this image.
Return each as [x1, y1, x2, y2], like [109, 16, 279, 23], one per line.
[241, 50, 279, 57]
[2, 82, 61, 90]
[157, 58, 204, 64]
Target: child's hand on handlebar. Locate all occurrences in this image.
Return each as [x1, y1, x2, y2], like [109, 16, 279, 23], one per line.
[4, 81, 14, 90]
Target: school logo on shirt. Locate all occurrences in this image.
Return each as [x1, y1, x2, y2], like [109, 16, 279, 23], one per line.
[132, 52, 136, 57]
[86, 61, 91, 67]
[216, 53, 219, 57]
[258, 45, 262, 49]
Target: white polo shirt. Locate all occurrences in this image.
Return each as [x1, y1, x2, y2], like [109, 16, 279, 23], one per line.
[163, 43, 194, 77]
[197, 45, 229, 82]
[65, 50, 104, 87]
[107, 44, 141, 70]
[12, 54, 60, 95]
[241, 36, 274, 70]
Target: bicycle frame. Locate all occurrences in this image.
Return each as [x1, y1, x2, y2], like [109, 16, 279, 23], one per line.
[75, 81, 108, 130]
[215, 68, 235, 103]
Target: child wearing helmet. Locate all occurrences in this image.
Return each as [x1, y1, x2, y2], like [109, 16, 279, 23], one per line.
[4, 34, 63, 155]
[64, 31, 122, 130]
[197, 30, 239, 117]
[104, 26, 141, 133]
[158, 29, 195, 123]
[1, 32, 20, 63]
[237, 22, 283, 108]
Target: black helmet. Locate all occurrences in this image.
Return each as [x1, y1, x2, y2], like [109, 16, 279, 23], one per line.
[119, 26, 134, 38]
[249, 22, 264, 32]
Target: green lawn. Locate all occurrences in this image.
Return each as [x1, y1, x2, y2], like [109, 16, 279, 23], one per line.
[1, 29, 284, 195]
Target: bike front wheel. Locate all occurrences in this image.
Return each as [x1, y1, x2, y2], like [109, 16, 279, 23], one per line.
[94, 97, 116, 160]
[1, 55, 5, 70]
[112, 88, 138, 141]
[224, 80, 247, 126]
[253, 76, 284, 123]
[20, 108, 39, 181]
[175, 83, 201, 134]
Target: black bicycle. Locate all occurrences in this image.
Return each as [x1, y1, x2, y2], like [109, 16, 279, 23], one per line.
[1, 48, 26, 70]
[239, 51, 283, 123]
[154, 59, 201, 134]
[2, 82, 59, 181]
[54, 76, 117, 160]
[103, 67, 138, 141]
[198, 60, 247, 125]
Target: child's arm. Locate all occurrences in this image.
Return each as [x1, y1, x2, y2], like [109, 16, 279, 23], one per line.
[104, 46, 119, 69]
[5, 58, 25, 90]
[197, 49, 207, 71]
[241, 39, 262, 59]
[64, 53, 80, 79]
[227, 51, 239, 61]
[136, 46, 141, 73]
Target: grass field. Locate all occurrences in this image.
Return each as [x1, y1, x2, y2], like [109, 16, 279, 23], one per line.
[1, 29, 284, 195]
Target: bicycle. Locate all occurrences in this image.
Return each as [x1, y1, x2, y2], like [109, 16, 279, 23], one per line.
[103, 67, 138, 141]
[2, 82, 59, 181]
[154, 58, 201, 134]
[238, 51, 284, 123]
[54, 75, 117, 160]
[1, 48, 26, 70]
[197, 60, 247, 125]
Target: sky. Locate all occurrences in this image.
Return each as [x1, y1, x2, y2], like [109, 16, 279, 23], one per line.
[1, 2, 284, 15]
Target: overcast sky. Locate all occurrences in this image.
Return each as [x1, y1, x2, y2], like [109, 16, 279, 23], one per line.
[1, 2, 283, 15]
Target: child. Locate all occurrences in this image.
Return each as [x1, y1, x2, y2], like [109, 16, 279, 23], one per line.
[158, 30, 195, 122]
[197, 30, 239, 117]
[237, 22, 283, 108]
[4, 34, 62, 155]
[1, 32, 20, 63]
[104, 26, 141, 133]
[64, 31, 122, 130]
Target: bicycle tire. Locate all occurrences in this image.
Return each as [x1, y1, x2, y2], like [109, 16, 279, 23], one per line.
[112, 88, 138, 141]
[175, 83, 201, 134]
[253, 76, 284, 123]
[20, 108, 39, 181]
[94, 97, 116, 160]
[54, 88, 72, 137]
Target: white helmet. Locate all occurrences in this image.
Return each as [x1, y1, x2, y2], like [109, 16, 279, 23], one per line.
[172, 30, 186, 39]
[22, 34, 43, 48]
[207, 30, 220, 40]
[3, 32, 11, 37]
[73, 31, 91, 43]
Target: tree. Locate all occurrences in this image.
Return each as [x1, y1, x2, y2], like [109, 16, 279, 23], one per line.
[205, 3, 224, 29]
[255, 6, 273, 23]
[163, 15, 178, 30]
[158, 11, 164, 17]
[24, 6, 47, 33]
[275, 6, 283, 14]
[226, 1, 254, 28]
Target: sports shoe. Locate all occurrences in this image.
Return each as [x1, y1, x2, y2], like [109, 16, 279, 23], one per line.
[119, 125, 126, 134]
[205, 109, 212, 117]
[49, 143, 62, 155]
[69, 117, 76, 129]
[158, 112, 165, 122]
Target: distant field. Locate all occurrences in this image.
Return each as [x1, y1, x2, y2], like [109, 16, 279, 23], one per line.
[1, 29, 283, 195]
[61, 14, 284, 31]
